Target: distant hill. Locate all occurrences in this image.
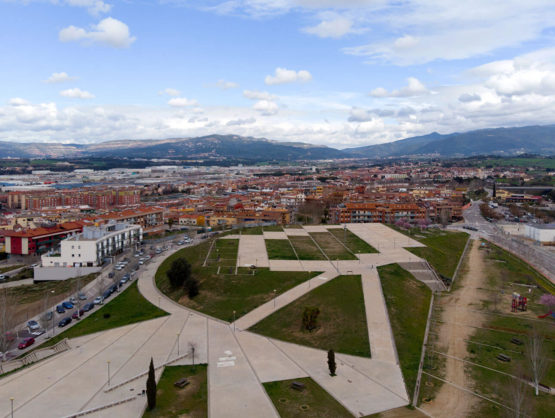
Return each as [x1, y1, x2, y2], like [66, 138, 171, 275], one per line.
[346, 125, 555, 158]
[0, 135, 346, 161]
[1, 126, 554, 161]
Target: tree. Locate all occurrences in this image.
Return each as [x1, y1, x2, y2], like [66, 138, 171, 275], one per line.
[168, 218, 174, 229]
[302, 306, 320, 332]
[526, 327, 548, 396]
[508, 366, 531, 418]
[0, 289, 16, 357]
[146, 357, 157, 410]
[327, 349, 336, 376]
[166, 258, 191, 289]
[186, 278, 199, 298]
[439, 208, 451, 227]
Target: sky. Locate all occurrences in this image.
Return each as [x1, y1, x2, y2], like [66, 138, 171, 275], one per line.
[1, 0, 555, 148]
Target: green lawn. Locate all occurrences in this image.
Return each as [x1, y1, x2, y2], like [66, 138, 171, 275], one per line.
[38, 281, 168, 348]
[250, 275, 371, 357]
[265, 239, 298, 260]
[263, 378, 353, 418]
[458, 240, 555, 417]
[143, 365, 208, 418]
[205, 239, 239, 267]
[401, 228, 469, 279]
[155, 240, 317, 321]
[288, 236, 327, 260]
[309, 232, 357, 260]
[241, 226, 264, 235]
[378, 263, 432, 399]
[263, 225, 284, 232]
[0, 265, 23, 274]
[328, 228, 378, 254]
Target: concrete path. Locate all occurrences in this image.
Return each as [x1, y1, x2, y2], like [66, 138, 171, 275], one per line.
[237, 235, 269, 267]
[283, 228, 309, 236]
[262, 231, 288, 240]
[361, 270, 399, 364]
[0, 278, 33, 289]
[232, 272, 338, 330]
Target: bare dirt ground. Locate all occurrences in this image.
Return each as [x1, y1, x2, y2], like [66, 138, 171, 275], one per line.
[421, 239, 488, 418]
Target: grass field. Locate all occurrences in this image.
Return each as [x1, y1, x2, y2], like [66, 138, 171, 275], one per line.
[458, 240, 555, 417]
[265, 239, 298, 260]
[399, 228, 469, 279]
[288, 236, 327, 260]
[205, 239, 239, 267]
[155, 240, 317, 321]
[379, 263, 432, 399]
[263, 377, 353, 418]
[143, 364, 208, 418]
[309, 232, 357, 260]
[328, 228, 378, 254]
[37, 280, 168, 348]
[263, 225, 284, 232]
[241, 226, 264, 235]
[250, 275, 371, 357]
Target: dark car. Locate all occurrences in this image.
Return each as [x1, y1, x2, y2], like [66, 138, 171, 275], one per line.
[102, 290, 111, 299]
[44, 311, 53, 321]
[56, 305, 66, 314]
[18, 337, 35, 350]
[58, 317, 72, 327]
[72, 310, 85, 319]
[83, 303, 95, 312]
[110, 284, 118, 293]
[108, 272, 115, 278]
[62, 301, 74, 309]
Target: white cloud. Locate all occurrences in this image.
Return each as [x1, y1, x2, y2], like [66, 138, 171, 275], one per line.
[243, 90, 276, 101]
[60, 88, 95, 99]
[226, 117, 256, 126]
[215, 79, 239, 90]
[45, 72, 77, 84]
[265, 68, 312, 85]
[370, 77, 428, 97]
[65, 0, 111, 15]
[59, 17, 136, 48]
[168, 97, 198, 107]
[303, 15, 357, 39]
[253, 100, 279, 115]
[458, 93, 481, 103]
[159, 88, 181, 96]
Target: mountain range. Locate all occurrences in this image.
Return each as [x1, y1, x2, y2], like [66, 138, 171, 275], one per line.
[1, 125, 554, 161]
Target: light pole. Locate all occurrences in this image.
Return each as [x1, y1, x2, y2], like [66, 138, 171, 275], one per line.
[176, 333, 180, 356]
[232, 310, 236, 332]
[273, 289, 277, 309]
[10, 397, 14, 418]
[107, 361, 111, 387]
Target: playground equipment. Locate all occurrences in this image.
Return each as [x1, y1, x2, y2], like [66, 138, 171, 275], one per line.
[538, 311, 555, 319]
[511, 293, 527, 312]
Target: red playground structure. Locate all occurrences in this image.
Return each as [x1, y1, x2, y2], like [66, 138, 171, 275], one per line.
[511, 293, 527, 312]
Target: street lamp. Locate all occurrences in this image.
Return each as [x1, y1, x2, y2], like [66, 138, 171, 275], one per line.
[232, 310, 236, 332]
[107, 361, 111, 387]
[176, 333, 180, 356]
[10, 397, 14, 418]
[273, 289, 277, 309]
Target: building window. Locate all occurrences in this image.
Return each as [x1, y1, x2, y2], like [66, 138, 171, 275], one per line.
[72, 254, 74, 257]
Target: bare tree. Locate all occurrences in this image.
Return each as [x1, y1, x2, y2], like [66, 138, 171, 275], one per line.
[439, 208, 450, 227]
[506, 366, 531, 418]
[0, 289, 16, 357]
[526, 326, 548, 396]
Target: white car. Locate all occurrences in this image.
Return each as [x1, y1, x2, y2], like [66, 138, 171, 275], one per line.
[0, 274, 6, 281]
[94, 296, 104, 305]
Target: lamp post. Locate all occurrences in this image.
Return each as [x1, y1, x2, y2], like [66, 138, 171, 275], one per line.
[232, 310, 236, 332]
[273, 289, 277, 309]
[107, 361, 111, 387]
[176, 333, 180, 356]
[10, 397, 14, 418]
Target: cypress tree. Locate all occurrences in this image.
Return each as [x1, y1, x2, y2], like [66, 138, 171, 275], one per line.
[327, 349, 336, 376]
[146, 357, 157, 410]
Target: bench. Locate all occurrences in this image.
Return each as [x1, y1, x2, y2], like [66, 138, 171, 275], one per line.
[174, 378, 190, 388]
[510, 338, 523, 346]
[290, 381, 306, 391]
[496, 354, 511, 362]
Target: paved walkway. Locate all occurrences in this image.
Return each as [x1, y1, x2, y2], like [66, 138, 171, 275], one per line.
[237, 235, 269, 267]
[0, 224, 422, 417]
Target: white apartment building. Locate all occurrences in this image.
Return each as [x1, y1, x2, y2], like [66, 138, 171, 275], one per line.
[524, 223, 555, 244]
[41, 222, 143, 268]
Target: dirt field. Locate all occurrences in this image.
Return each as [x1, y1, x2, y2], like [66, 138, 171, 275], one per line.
[422, 239, 488, 417]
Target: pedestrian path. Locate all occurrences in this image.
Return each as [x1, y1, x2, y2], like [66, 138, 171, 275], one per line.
[236, 235, 269, 267]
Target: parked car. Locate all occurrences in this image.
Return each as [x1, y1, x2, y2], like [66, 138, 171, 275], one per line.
[69, 297, 77, 304]
[62, 301, 74, 309]
[58, 317, 72, 327]
[72, 310, 85, 319]
[108, 272, 115, 278]
[110, 284, 118, 293]
[115, 265, 123, 271]
[102, 290, 111, 299]
[56, 305, 66, 314]
[138, 260, 144, 265]
[93, 296, 104, 305]
[0, 274, 6, 281]
[18, 337, 35, 350]
[78, 292, 87, 300]
[27, 320, 40, 331]
[43, 311, 53, 321]
[83, 303, 95, 312]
